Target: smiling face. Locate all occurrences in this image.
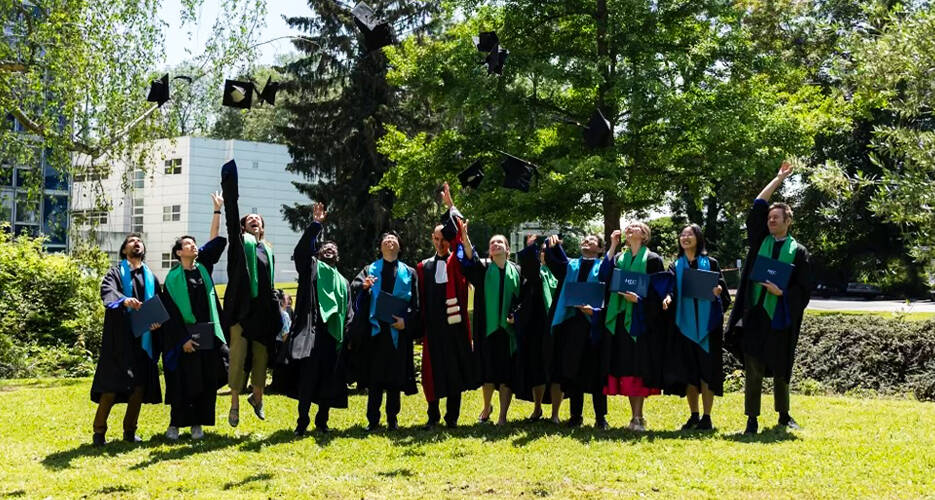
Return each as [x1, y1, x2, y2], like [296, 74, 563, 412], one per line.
[242, 213, 264, 238]
[679, 227, 697, 252]
[488, 234, 509, 258]
[580, 235, 602, 257]
[624, 224, 647, 247]
[175, 237, 198, 260]
[432, 225, 450, 256]
[768, 207, 792, 237]
[320, 241, 339, 266]
[381, 233, 400, 259]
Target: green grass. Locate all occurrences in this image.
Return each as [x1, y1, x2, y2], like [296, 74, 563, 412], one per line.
[1, 379, 934, 498]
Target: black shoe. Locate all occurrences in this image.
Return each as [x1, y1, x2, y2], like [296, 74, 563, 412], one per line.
[594, 418, 610, 430]
[123, 431, 142, 443]
[566, 416, 583, 428]
[293, 425, 307, 437]
[696, 415, 714, 431]
[315, 425, 330, 434]
[743, 417, 758, 435]
[445, 421, 458, 429]
[247, 394, 265, 420]
[92, 432, 106, 447]
[387, 420, 399, 431]
[681, 414, 701, 431]
[421, 420, 438, 431]
[778, 413, 801, 430]
[366, 422, 381, 432]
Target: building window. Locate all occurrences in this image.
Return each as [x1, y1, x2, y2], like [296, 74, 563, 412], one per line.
[42, 195, 68, 246]
[14, 192, 38, 224]
[252, 160, 259, 169]
[0, 190, 12, 221]
[72, 209, 108, 226]
[164, 158, 182, 175]
[131, 198, 144, 232]
[161, 253, 172, 269]
[162, 204, 180, 222]
[73, 165, 108, 183]
[0, 162, 11, 187]
[132, 168, 145, 189]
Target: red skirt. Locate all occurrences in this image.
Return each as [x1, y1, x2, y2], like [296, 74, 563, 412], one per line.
[604, 375, 660, 397]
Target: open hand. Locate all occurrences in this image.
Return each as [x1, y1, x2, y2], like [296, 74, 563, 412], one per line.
[778, 161, 793, 180]
[313, 202, 327, 223]
[440, 182, 454, 208]
[211, 191, 223, 211]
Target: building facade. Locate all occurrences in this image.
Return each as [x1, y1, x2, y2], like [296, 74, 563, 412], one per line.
[72, 136, 312, 284]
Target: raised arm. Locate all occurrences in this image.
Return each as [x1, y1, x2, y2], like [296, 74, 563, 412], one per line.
[220, 160, 243, 252]
[756, 161, 793, 201]
[209, 191, 223, 240]
[293, 202, 326, 272]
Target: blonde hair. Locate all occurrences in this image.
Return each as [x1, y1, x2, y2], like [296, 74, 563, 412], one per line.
[489, 234, 511, 254]
[626, 221, 651, 244]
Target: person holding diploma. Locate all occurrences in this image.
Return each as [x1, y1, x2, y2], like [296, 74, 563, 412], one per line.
[90, 233, 164, 445]
[601, 223, 666, 431]
[349, 231, 420, 431]
[661, 224, 730, 431]
[160, 192, 228, 440]
[726, 161, 811, 434]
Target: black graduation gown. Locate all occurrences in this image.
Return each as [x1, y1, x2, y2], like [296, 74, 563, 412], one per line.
[512, 243, 554, 401]
[458, 253, 523, 387]
[160, 237, 229, 426]
[90, 265, 162, 405]
[220, 162, 281, 347]
[663, 256, 731, 396]
[545, 245, 610, 395]
[416, 254, 480, 400]
[604, 250, 666, 389]
[283, 222, 355, 408]
[726, 199, 811, 380]
[348, 259, 419, 395]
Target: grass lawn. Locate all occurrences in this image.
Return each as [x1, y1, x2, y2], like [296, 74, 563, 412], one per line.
[1, 379, 933, 498]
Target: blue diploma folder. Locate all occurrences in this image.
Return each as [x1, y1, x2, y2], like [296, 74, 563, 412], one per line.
[130, 296, 169, 338]
[750, 256, 794, 290]
[610, 269, 650, 297]
[187, 323, 216, 350]
[563, 281, 605, 309]
[375, 291, 409, 324]
[683, 268, 719, 302]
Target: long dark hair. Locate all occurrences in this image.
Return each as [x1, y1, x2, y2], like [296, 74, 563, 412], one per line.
[677, 223, 707, 257]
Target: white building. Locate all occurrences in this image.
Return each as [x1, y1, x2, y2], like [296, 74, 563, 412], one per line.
[71, 136, 312, 284]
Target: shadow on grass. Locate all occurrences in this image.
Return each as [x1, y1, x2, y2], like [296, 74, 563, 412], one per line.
[223, 473, 274, 490]
[1, 489, 26, 498]
[128, 434, 251, 469]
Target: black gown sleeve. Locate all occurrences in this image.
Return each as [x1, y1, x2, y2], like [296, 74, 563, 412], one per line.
[544, 243, 568, 281]
[293, 221, 323, 273]
[405, 264, 420, 331]
[198, 236, 228, 274]
[100, 267, 128, 308]
[787, 246, 812, 318]
[747, 199, 770, 249]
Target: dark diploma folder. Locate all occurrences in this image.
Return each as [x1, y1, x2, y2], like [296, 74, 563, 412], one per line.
[610, 269, 650, 297]
[375, 291, 409, 324]
[683, 268, 720, 302]
[187, 323, 216, 350]
[563, 281, 605, 309]
[130, 296, 169, 338]
[750, 256, 794, 291]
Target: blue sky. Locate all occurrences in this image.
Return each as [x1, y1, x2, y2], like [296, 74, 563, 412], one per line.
[160, 0, 312, 67]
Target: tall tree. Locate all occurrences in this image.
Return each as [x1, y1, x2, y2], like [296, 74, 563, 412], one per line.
[281, 0, 443, 276]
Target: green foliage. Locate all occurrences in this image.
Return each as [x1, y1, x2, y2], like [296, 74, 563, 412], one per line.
[0, 228, 105, 377]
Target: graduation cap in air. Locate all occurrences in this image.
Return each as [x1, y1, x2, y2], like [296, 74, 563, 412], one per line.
[352, 2, 395, 52]
[257, 77, 280, 106]
[500, 153, 538, 192]
[458, 160, 485, 189]
[222, 79, 255, 109]
[147, 74, 192, 107]
[584, 108, 613, 148]
[473, 31, 499, 52]
[439, 206, 465, 242]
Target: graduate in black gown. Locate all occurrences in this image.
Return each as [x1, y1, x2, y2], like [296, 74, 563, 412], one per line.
[285, 203, 354, 436]
[91, 234, 163, 445]
[456, 219, 523, 426]
[220, 160, 282, 427]
[349, 231, 420, 431]
[544, 233, 610, 428]
[726, 161, 811, 434]
[661, 223, 730, 431]
[159, 192, 228, 441]
[601, 224, 667, 431]
[514, 235, 559, 422]
[415, 183, 479, 429]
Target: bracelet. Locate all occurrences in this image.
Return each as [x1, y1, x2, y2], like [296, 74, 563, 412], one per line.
[213, 210, 221, 214]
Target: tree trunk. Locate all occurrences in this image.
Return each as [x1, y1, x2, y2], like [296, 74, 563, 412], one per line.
[603, 195, 621, 245]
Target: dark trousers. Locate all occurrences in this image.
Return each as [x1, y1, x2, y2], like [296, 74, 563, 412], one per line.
[92, 387, 144, 435]
[569, 391, 607, 420]
[744, 354, 790, 417]
[297, 400, 331, 429]
[427, 392, 462, 426]
[366, 385, 401, 426]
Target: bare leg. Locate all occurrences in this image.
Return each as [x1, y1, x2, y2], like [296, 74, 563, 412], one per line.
[686, 385, 700, 414]
[549, 384, 563, 423]
[496, 385, 513, 425]
[628, 396, 645, 419]
[479, 383, 494, 420]
[530, 384, 545, 419]
[701, 381, 714, 416]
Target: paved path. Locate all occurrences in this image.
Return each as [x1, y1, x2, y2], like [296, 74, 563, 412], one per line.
[806, 298, 935, 313]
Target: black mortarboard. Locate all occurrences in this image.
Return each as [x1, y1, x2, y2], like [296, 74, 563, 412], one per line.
[147, 74, 170, 107]
[584, 108, 613, 148]
[223, 79, 255, 109]
[501, 153, 537, 192]
[257, 77, 279, 106]
[439, 206, 464, 242]
[458, 160, 485, 189]
[473, 31, 499, 52]
[484, 47, 509, 75]
[352, 2, 395, 52]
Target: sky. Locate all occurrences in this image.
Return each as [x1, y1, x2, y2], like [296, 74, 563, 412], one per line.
[159, 0, 312, 68]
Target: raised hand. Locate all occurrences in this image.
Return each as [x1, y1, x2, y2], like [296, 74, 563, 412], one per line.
[662, 295, 672, 311]
[362, 275, 378, 291]
[778, 160, 793, 180]
[526, 234, 539, 247]
[547, 234, 560, 248]
[610, 230, 622, 248]
[211, 191, 223, 211]
[440, 182, 454, 209]
[313, 202, 327, 223]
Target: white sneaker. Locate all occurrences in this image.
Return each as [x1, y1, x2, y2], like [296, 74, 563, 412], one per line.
[191, 425, 204, 440]
[165, 426, 180, 440]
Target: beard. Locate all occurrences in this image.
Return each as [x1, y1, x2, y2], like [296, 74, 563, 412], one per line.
[128, 247, 144, 258]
